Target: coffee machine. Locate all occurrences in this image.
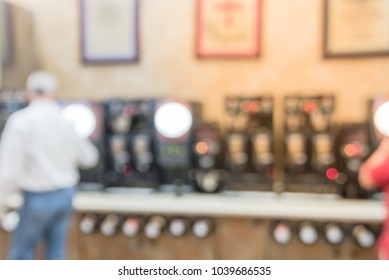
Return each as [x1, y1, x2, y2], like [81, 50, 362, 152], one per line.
[189, 122, 224, 193]
[104, 98, 156, 189]
[338, 123, 372, 199]
[224, 96, 274, 191]
[283, 95, 340, 195]
[152, 99, 201, 192]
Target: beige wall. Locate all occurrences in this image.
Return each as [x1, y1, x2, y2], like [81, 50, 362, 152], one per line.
[7, 0, 389, 127]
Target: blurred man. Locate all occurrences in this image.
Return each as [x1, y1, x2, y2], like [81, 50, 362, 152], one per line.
[0, 71, 99, 259]
[358, 138, 389, 260]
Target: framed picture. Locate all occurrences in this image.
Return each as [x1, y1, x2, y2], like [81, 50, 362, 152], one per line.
[324, 0, 389, 57]
[196, 0, 261, 58]
[80, 0, 139, 63]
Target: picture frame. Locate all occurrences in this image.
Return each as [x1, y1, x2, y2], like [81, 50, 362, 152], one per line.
[196, 0, 261, 58]
[80, 0, 139, 64]
[323, 0, 389, 58]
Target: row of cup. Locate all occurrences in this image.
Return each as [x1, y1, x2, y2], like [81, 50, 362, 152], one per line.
[79, 213, 214, 239]
[272, 221, 379, 248]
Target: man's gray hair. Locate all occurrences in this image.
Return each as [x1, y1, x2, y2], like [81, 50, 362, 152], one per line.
[26, 71, 58, 96]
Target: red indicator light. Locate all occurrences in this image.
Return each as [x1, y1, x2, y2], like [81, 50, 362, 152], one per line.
[248, 101, 260, 113]
[266, 167, 274, 178]
[123, 105, 135, 116]
[196, 141, 209, 155]
[240, 100, 260, 113]
[122, 165, 134, 176]
[344, 143, 359, 157]
[326, 167, 339, 181]
[302, 100, 318, 113]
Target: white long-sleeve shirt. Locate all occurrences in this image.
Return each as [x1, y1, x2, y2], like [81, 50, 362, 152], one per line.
[0, 99, 99, 210]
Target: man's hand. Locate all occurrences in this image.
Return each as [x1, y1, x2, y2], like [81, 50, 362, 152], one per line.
[0, 209, 20, 233]
[358, 164, 376, 190]
[358, 137, 389, 190]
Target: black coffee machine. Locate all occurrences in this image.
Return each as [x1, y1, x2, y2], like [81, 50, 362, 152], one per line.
[104, 98, 157, 189]
[189, 122, 224, 193]
[283, 95, 340, 195]
[337, 123, 372, 199]
[152, 99, 201, 193]
[223, 96, 274, 191]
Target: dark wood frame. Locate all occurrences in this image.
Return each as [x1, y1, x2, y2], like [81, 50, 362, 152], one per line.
[323, 0, 389, 58]
[196, 0, 261, 59]
[80, 0, 139, 64]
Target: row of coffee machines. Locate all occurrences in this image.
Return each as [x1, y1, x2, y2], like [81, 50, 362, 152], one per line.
[0, 89, 386, 199]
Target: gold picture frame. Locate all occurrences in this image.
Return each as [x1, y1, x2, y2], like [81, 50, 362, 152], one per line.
[196, 0, 261, 58]
[324, 0, 389, 57]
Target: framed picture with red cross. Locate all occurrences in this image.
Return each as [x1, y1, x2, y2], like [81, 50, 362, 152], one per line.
[196, 0, 261, 58]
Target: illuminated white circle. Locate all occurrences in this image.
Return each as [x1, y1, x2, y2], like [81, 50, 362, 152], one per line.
[79, 214, 97, 234]
[79, 219, 94, 234]
[354, 226, 376, 248]
[374, 101, 389, 137]
[169, 219, 186, 237]
[154, 102, 192, 139]
[299, 225, 318, 245]
[62, 104, 96, 139]
[201, 171, 219, 192]
[122, 218, 140, 237]
[144, 223, 161, 239]
[358, 231, 375, 248]
[273, 223, 292, 244]
[192, 220, 210, 238]
[325, 224, 344, 245]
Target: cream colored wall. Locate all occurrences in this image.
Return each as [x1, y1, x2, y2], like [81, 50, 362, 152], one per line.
[7, 0, 389, 127]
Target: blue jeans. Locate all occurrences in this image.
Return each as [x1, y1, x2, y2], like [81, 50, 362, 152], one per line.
[8, 188, 75, 260]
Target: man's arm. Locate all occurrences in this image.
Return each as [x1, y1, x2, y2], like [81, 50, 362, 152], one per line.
[358, 138, 389, 190]
[0, 116, 25, 215]
[77, 139, 99, 169]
